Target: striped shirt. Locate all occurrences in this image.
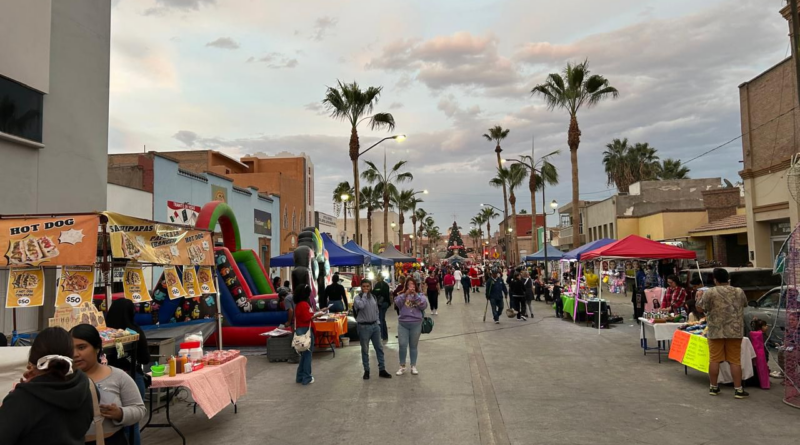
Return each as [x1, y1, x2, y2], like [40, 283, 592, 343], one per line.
[354, 292, 380, 324]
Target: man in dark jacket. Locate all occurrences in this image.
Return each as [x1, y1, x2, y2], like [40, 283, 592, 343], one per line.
[485, 269, 508, 324]
[373, 274, 392, 341]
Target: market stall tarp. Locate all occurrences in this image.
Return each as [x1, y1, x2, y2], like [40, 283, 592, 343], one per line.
[378, 245, 416, 263]
[103, 212, 214, 266]
[580, 235, 697, 261]
[271, 234, 368, 267]
[524, 245, 565, 261]
[344, 240, 393, 266]
[0, 214, 99, 267]
[446, 254, 468, 263]
[562, 238, 616, 261]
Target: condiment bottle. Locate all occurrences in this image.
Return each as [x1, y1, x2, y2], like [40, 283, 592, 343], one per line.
[168, 356, 176, 377]
[179, 355, 188, 374]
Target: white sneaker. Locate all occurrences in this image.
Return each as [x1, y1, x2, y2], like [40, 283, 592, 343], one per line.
[411, 366, 419, 375]
[309, 377, 315, 384]
[494, 320, 500, 324]
[396, 366, 406, 376]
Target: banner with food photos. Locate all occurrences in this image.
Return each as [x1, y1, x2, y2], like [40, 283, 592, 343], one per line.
[163, 265, 187, 299]
[1, 215, 98, 267]
[197, 266, 217, 294]
[6, 267, 45, 308]
[183, 266, 202, 298]
[56, 266, 95, 307]
[123, 263, 151, 303]
[103, 212, 213, 266]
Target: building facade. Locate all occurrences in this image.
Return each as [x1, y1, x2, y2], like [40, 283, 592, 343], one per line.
[0, 0, 111, 333]
[738, 3, 800, 267]
[337, 211, 400, 253]
[315, 211, 338, 241]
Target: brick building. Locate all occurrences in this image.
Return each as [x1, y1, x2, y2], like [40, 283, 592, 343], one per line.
[498, 213, 546, 259]
[738, 3, 800, 267]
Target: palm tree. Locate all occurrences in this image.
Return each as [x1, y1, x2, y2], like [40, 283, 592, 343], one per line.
[468, 227, 483, 259]
[323, 80, 396, 247]
[480, 207, 499, 249]
[602, 139, 660, 193]
[391, 189, 420, 254]
[629, 142, 660, 185]
[532, 60, 618, 247]
[483, 126, 512, 256]
[519, 154, 560, 252]
[361, 160, 413, 247]
[657, 158, 690, 180]
[490, 164, 528, 263]
[414, 208, 429, 257]
[332, 181, 353, 232]
[359, 186, 382, 252]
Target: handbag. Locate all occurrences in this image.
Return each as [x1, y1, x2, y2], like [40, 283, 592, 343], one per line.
[87, 379, 105, 445]
[292, 326, 312, 352]
[421, 309, 434, 334]
[505, 296, 517, 318]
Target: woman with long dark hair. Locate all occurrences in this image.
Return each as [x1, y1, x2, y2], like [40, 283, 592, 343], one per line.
[106, 299, 150, 445]
[71, 324, 146, 445]
[394, 279, 428, 376]
[294, 284, 325, 385]
[0, 327, 93, 445]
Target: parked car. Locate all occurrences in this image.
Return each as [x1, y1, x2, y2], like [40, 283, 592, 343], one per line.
[743, 286, 791, 345]
[679, 267, 781, 302]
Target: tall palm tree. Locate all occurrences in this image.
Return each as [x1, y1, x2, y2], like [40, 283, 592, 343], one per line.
[332, 181, 353, 232]
[361, 160, 413, 247]
[391, 189, 420, 254]
[413, 208, 429, 257]
[603, 139, 661, 193]
[468, 228, 483, 259]
[471, 214, 487, 260]
[519, 154, 560, 252]
[490, 164, 528, 263]
[483, 126, 512, 257]
[532, 60, 618, 247]
[480, 207, 499, 250]
[629, 142, 660, 185]
[323, 80, 396, 247]
[657, 158, 690, 180]
[359, 186, 382, 252]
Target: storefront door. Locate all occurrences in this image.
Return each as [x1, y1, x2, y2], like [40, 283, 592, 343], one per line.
[770, 219, 791, 262]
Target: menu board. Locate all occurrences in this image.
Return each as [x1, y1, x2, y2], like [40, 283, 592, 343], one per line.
[123, 263, 152, 303]
[6, 267, 45, 308]
[197, 266, 217, 294]
[0, 215, 98, 267]
[163, 266, 187, 299]
[55, 266, 96, 307]
[104, 212, 213, 266]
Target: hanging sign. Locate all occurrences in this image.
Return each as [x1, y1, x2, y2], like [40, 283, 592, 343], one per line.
[183, 266, 202, 298]
[0, 215, 98, 267]
[163, 266, 187, 299]
[104, 212, 213, 266]
[56, 266, 95, 307]
[6, 267, 45, 308]
[197, 266, 217, 294]
[123, 263, 151, 303]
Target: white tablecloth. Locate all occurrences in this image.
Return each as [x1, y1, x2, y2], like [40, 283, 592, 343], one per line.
[718, 337, 756, 384]
[639, 319, 683, 342]
[0, 347, 30, 394]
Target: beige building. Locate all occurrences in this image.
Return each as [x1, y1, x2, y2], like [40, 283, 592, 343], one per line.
[738, 3, 800, 267]
[337, 210, 400, 253]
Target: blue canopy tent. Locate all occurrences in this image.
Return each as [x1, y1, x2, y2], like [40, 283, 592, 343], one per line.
[524, 245, 565, 261]
[344, 240, 393, 267]
[562, 238, 616, 261]
[269, 234, 368, 267]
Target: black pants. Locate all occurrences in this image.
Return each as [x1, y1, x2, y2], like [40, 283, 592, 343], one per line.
[463, 285, 470, 303]
[445, 286, 454, 303]
[428, 290, 439, 310]
[555, 297, 564, 318]
[512, 296, 526, 318]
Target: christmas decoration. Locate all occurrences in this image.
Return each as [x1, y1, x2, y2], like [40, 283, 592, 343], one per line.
[445, 222, 467, 258]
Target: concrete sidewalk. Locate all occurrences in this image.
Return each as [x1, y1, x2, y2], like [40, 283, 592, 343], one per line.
[142, 294, 799, 445]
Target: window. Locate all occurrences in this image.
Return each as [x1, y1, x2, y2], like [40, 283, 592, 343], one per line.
[283, 207, 288, 229]
[0, 75, 44, 143]
[292, 208, 297, 231]
[610, 222, 614, 238]
[758, 290, 781, 308]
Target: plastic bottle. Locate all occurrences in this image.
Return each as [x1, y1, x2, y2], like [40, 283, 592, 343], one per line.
[168, 356, 176, 377]
[179, 355, 188, 374]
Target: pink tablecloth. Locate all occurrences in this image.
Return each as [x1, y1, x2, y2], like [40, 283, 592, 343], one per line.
[150, 355, 247, 419]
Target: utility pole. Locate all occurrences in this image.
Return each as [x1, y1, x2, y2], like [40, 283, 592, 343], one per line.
[791, 1, 800, 112]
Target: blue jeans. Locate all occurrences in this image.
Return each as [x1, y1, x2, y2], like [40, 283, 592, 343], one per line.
[398, 321, 422, 366]
[295, 328, 314, 385]
[489, 297, 504, 321]
[329, 300, 345, 313]
[379, 305, 389, 340]
[357, 323, 385, 372]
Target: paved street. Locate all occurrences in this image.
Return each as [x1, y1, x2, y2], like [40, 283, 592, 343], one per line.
[142, 293, 799, 445]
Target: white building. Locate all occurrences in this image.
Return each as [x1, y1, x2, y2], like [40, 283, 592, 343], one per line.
[337, 211, 401, 253]
[0, 0, 111, 333]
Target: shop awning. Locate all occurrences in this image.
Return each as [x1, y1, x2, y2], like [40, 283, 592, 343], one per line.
[562, 238, 616, 261]
[524, 245, 565, 261]
[689, 214, 747, 237]
[378, 245, 416, 263]
[581, 234, 697, 260]
[344, 240, 394, 267]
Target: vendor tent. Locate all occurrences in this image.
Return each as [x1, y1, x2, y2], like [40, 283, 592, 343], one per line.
[270, 234, 368, 267]
[524, 245, 565, 261]
[344, 240, 393, 267]
[378, 245, 416, 263]
[446, 254, 468, 263]
[580, 235, 697, 261]
[562, 238, 616, 261]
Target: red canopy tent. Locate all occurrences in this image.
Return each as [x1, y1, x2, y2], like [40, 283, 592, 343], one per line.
[580, 235, 697, 261]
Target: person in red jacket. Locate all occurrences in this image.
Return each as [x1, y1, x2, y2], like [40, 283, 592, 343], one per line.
[469, 266, 481, 293]
[443, 269, 456, 305]
[294, 284, 326, 385]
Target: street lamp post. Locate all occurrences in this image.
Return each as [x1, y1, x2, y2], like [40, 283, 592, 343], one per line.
[410, 190, 428, 255]
[481, 203, 510, 265]
[354, 134, 406, 248]
[543, 199, 558, 279]
[340, 193, 350, 237]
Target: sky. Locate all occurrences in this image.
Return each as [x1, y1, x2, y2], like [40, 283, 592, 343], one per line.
[108, 0, 789, 236]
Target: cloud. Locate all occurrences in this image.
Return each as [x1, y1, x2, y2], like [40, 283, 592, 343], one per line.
[145, 0, 215, 15]
[304, 102, 328, 116]
[367, 32, 522, 93]
[311, 16, 338, 41]
[205, 37, 240, 50]
[389, 102, 404, 110]
[249, 52, 299, 69]
[173, 130, 199, 146]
